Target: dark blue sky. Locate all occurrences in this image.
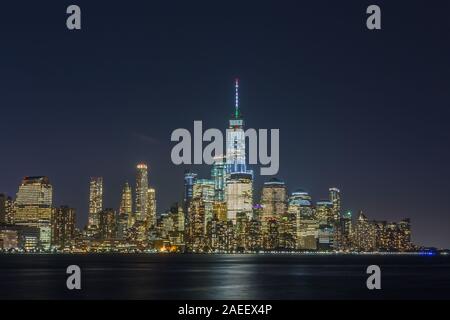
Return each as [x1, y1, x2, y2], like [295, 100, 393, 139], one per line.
[0, 0, 449, 248]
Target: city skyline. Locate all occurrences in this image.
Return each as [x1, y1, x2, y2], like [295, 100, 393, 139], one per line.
[0, 80, 436, 253]
[1, 1, 450, 248]
[0, 78, 447, 249]
[0, 76, 447, 250]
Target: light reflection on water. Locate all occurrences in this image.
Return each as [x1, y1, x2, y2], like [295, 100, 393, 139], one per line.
[0, 254, 449, 299]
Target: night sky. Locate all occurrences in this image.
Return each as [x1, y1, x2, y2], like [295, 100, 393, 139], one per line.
[0, 1, 449, 248]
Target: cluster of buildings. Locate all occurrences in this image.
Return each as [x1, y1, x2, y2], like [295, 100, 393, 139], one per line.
[179, 176, 413, 253]
[0, 80, 413, 253]
[0, 166, 157, 252]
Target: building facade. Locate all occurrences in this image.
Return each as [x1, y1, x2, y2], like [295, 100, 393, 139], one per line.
[135, 163, 149, 222]
[88, 177, 103, 228]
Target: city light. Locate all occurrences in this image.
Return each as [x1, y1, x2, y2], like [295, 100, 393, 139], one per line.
[0, 81, 425, 254]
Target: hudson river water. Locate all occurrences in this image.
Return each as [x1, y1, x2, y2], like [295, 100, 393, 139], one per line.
[0, 254, 449, 299]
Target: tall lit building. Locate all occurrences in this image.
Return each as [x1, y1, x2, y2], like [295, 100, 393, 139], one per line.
[52, 206, 76, 248]
[263, 218, 279, 251]
[211, 157, 226, 202]
[15, 177, 52, 225]
[235, 211, 249, 250]
[224, 79, 254, 224]
[335, 210, 352, 251]
[193, 179, 215, 233]
[187, 198, 206, 252]
[116, 181, 132, 229]
[260, 178, 287, 249]
[397, 218, 412, 251]
[288, 190, 310, 215]
[211, 160, 227, 222]
[260, 178, 287, 222]
[329, 187, 341, 221]
[115, 182, 132, 240]
[288, 190, 318, 250]
[226, 172, 253, 223]
[99, 208, 116, 240]
[315, 200, 335, 250]
[14, 176, 53, 251]
[246, 206, 262, 251]
[147, 187, 157, 228]
[135, 163, 149, 222]
[88, 177, 103, 228]
[353, 210, 376, 252]
[38, 219, 52, 250]
[119, 182, 133, 218]
[16, 177, 52, 208]
[183, 171, 197, 215]
[226, 78, 247, 174]
[315, 200, 333, 224]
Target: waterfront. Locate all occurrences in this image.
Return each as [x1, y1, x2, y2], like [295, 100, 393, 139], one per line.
[0, 254, 449, 299]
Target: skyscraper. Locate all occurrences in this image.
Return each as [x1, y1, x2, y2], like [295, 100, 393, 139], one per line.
[211, 157, 227, 223]
[135, 163, 149, 222]
[260, 178, 288, 222]
[147, 187, 157, 228]
[288, 190, 318, 250]
[16, 177, 52, 207]
[226, 78, 246, 174]
[225, 79, 254, 223]
[119, 182, 133, 218]
[226, 172, 253, 223]
[335, 210, 352, 251]
[211, 157, 226, 202]
[329, 187, 341, 221]
[288, 190, 314, 217]
[315, 200, 334, 224]
[14, 176, 53, 250]
[88, 177, 103, 228]
[187, 198, 206, 252]
[193, 179, 215, 233]
[315, 200, 335, 250]
[99, 208, 116, 240]
[353, 210, 376, 252]
[260, 178, 287, 248]
[15, 177, 52, 225]
[183, 171, 197, 233]
[183, 171, 197, 214]
[118, 181, 132, 238]
[52, 206, 76, 249]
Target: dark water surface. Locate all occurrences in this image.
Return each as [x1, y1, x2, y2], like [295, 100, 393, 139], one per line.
[0, 254, 448, 300]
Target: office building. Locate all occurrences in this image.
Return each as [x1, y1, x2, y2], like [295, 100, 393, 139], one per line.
[147, 187, 157, 228]
[88, 177, 103, 228]
[353, 210, 376, 252]
[135, 163, 149, 222]
[99, 208, 116, 240]
[329, 187, 341, 222]
[52, 206, 76, 248]
[14, 176, 53, 250]
[226, 172, 253, 223]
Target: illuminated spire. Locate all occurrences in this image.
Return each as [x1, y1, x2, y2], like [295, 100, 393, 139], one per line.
[235, 78, 239, 118]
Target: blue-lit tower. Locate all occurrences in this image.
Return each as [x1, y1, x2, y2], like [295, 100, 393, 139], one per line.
[226, 78, 247, 174]
[225, 79, 254, 223]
